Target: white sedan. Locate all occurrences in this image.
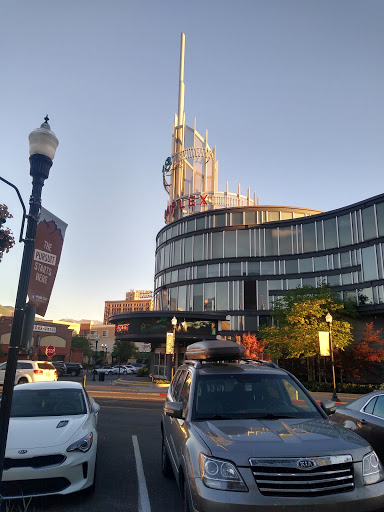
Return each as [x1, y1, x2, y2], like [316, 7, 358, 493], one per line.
[2, 381, 99, 499]
[112, 365, 134, 375]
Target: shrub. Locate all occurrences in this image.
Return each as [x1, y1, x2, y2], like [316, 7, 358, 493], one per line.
[136, 367, 149, 377]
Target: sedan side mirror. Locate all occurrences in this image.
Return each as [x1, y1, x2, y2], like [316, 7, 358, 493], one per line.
[164, 401, 183, 419]
[91, 402, 100, 414]
[321, 400, 336, 415]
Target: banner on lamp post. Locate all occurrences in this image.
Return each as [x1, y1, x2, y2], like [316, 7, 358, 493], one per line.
[166, 332, 174, 355]
[319, 331, 330, 356]
[27, 207, 67, 317]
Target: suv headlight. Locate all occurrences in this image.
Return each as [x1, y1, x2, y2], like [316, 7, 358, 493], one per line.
[67, 432, 94, 453]
[363, 451, 384, 485]
[199, 454, 248, 492]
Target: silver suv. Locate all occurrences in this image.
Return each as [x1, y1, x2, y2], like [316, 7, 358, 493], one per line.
[161, 340, 384, 511]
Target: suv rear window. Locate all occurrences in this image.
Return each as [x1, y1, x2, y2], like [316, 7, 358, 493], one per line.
[37, 362, 55, 370]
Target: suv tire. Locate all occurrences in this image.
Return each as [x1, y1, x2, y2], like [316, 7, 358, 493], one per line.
[182, 475, 191, 512]
[161, 436, 172, 478]
[70, 370, 77, 377]
[17, 377, 28, 385]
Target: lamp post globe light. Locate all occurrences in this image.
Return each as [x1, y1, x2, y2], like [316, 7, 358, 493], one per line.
[0, 118, 58, 507]
[325, 312, 339, 402]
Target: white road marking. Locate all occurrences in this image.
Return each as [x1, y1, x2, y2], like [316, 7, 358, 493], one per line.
[132, 435, 151, 512]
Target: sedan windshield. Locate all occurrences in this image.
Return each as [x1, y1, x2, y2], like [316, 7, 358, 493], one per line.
[10, 388, 87, 417]
[193, 373, 322, 420]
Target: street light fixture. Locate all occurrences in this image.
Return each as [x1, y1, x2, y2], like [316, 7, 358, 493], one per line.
[101, 343, 107, 362]
[325, 312, 339, 402]
[171, 316, 177, 378]
[0, 118, 59, 508]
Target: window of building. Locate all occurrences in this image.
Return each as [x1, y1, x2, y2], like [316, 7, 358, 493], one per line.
[261, 261, 275, 275]
[193, 234, 204, 261]
[300, 258, 313, 273]
[215, 214, 226, 227]
[265, 228, 278, 256]
[208, 264, 220, 278]
[224, 231, 236, 257]
[361, 246, 378, 281]
[212, 232, 223, 259]
[197, 265, 207, 279]
[338, 214, 352, 247]
[216, 282, 228, 310]
[204, 283, 215, 311]
[184, 237, 193, 263]
[302, 223, 316, 253]
[237, 230, 250, 257]
[314, 256, 327, 271]
[285, 259, 299, 274]
[196, 217, 205, 230]
[324, 218, 338, 249]
[376, 203, 384, 237]
[244, 281, 257, 310]
[362, 206, 377, 241]
[279, 226, 293, 255]
[231, 212, 243, 225]
[193, 284, 203, 310]
[229, 262, 241, 276]
[248, 262, 260, 275]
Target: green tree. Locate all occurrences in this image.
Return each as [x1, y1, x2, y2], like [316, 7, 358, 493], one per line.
[112, 340, 139, 363]
[71, 335, 94, 359]
[260, 284, 354, 379]
[0, 204, 15, 262]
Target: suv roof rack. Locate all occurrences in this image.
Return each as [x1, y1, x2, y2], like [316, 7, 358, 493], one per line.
[185, 340, 244, 361]
[241, 359, 279, 369]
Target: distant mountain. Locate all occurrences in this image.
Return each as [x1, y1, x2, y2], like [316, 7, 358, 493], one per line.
[59, 318, 103, 325]
[0, 305, 14, 316]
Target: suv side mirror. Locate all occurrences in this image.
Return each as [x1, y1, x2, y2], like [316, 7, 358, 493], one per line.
[164, 401, 183, 419]
[320, 400, 336, 415]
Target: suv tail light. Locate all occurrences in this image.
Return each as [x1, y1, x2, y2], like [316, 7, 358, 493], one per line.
[34, 370, 44, 374]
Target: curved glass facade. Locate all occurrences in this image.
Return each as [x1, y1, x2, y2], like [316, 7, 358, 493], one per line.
[154, 195, 384, 335]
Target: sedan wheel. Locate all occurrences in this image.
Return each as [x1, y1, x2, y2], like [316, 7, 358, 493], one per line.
[108, 371, 113, 375]
[123, 370, 127, 375]
[71, 370, 77, 377]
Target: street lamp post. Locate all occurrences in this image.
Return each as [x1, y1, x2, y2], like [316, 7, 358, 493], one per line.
[325, 313, 339, 402]
[0, 118, 58, 508]
[101, 343, 107, 363]
[171, 316, 177, 379]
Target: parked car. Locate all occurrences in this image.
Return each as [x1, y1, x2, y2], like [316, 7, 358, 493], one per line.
[161, 340, 384, 512]
[94, 365, 119, 375]
[112, 365, 134, 375]
[331, 390, 384, 464]
[1, 381, 99, 498]
[64, 362, 83, 377]
[0, 360, 58, 385]
[52, 361, 67, 377]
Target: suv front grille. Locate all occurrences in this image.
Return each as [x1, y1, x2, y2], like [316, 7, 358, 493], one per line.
[250, 455, 354, 497]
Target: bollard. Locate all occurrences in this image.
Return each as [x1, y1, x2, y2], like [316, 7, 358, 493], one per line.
[82, 374, 86, 388]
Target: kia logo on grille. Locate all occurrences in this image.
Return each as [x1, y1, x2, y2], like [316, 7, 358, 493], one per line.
[297, 459, 316, 470]
[18, 450, 27, 454]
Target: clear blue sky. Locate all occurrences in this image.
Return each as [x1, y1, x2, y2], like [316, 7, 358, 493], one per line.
[1, 0, 383, 322]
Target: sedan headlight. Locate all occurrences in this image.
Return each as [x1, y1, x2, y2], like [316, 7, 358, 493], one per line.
[363, 451, 384, 485]
[199, 454, 248, 492]
[67, 432, 94, 453]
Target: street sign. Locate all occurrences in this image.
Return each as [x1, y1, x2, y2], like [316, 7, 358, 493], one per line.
[45, 345, 56, 357]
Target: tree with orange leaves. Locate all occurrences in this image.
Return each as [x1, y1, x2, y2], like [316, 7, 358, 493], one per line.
[240, 332, 270, 361]
[338, 322, 384, 381]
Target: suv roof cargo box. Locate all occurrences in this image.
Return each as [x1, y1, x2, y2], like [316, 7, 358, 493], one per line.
[185, 340, 244, 361]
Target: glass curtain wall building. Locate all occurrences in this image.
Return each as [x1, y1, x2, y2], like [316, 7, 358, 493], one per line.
[154, 196, 384, 336]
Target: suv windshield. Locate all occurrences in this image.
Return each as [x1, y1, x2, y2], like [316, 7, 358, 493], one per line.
[192, 373, 322, 420]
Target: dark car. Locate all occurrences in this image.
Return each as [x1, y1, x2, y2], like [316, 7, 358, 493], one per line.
[52, 361, 67, 377]
[331, 391, 384, 463]
[64, 362, 83, 376]
[161, 340, 384, 512]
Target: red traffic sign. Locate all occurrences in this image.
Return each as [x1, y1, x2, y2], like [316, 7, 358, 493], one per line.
[45, 345, 56, 357]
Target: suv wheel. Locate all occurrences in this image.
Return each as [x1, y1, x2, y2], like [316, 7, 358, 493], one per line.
[70, 370, 77, 377]
[182, 475, 191, 512]
[17, 377, 28, 385]
[161, 436, 172, 478]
